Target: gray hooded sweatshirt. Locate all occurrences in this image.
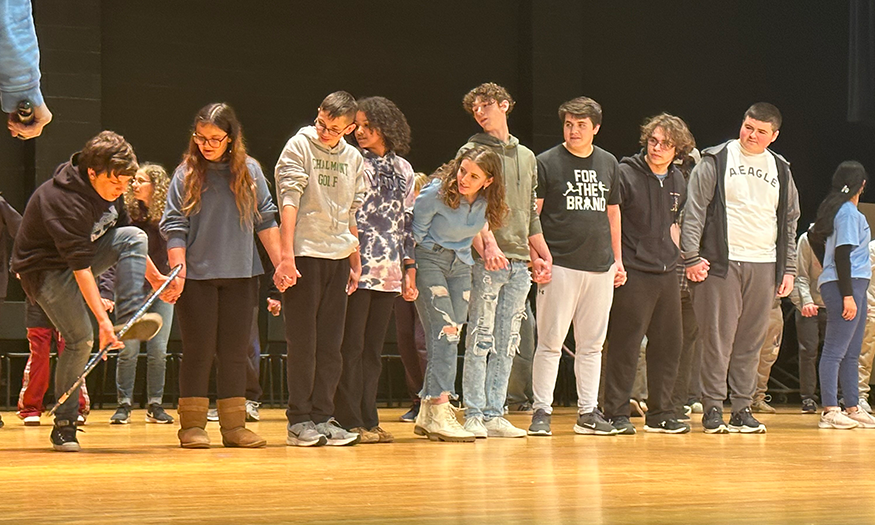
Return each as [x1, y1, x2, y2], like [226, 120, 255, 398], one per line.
[459, 133, 541, 261]
[275, 126, 366, 260]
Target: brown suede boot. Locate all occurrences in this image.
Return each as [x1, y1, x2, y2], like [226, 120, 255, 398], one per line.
[217, 397, 266, 448]
[177, 397, 210, 449]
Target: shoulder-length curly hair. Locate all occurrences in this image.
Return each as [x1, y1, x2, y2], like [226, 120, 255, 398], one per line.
[180, 102, 259, 228]
[125, 163, 169, 224]
[357, 96, 411, 156]
[435, 145, 507, 230]
[639, 113, 696, 160]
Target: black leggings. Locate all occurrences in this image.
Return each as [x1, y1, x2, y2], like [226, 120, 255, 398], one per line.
[334, 289, 397, 429]
[176, 277, 258, 399]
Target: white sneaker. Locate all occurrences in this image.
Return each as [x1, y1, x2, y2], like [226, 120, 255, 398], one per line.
[846, 408, 875, 429]
[77, 414, 86, 426]
[207, 408, 218, 422]
[818, 408, 858, 429]
[427, 403, 475, 442]
[690, 401, 704, 414]
[23, 415, 40, 426]
[859, 398, 872, 414]
[245, 400, 260, 422]
[463, 416, 488, 439]
[483, 416, 526, 438]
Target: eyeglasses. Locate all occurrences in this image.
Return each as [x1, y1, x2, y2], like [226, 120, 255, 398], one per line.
[647, 137, 675, 150]
[314, 118, 352, 138]
[192, 133, 229, 148]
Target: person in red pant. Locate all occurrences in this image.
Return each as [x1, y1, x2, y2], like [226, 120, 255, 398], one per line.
[17, 300, 90, 426]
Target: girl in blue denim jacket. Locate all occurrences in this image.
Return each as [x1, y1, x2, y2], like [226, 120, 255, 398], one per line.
[410, 145, 507, 442]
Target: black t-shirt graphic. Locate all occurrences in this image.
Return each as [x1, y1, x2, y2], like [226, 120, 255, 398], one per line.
[536, 144, 620, 272]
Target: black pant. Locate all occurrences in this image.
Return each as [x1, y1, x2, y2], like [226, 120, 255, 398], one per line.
[604, 268, 683, 424]
[334, 289, 396, 429]
[394, 295, 427, 402]
[176, 277, 258, 399]
[670, 288, 703, 410]
[283, 257, 349, 425]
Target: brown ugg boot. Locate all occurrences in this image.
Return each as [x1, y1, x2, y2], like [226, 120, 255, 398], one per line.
[177, 397, 210, 448]
[217, 397, 266, 448]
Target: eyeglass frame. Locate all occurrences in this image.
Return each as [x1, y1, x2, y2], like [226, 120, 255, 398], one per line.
[647, 136, 675, 150]
[192, 133, 229, 148]
[314, 118, 354, 138]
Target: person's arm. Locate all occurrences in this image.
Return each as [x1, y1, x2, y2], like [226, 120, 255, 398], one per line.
[681, 157, 717, 282]
[529, 233, 552, 283]
[835, 244, 857, 320]
[250, 158, 282, 269]
[411, 183, 438, 246]
[0, 0, 50, 139]
[476, 225, 508, 271]
[400, 166, 417, 302]
[777, 169, 801, 297]
[73, 268, 122, 351]
[274, 205, 300, 292]
[795, 235, 817, 315]
[347, 221, 361, 295]
[607, 204, 625, 287]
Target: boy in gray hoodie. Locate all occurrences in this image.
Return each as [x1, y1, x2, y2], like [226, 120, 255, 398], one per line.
[458, 83, 552, 438]
[274, 91, 366, 447]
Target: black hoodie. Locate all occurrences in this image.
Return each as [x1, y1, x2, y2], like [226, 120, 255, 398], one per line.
[617, 151, 686, 273]
[12, 153, 130, 296]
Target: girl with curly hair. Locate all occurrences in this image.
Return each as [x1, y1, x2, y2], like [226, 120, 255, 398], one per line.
[161, 102, 282, 448]
[410, 145, 507, 442]
[333, 97, 416, 443]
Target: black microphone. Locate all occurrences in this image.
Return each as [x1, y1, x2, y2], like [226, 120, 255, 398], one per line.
[17, 100, 34, 125]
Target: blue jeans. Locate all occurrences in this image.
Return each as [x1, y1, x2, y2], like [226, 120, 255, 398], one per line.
[819, 279, 869, 408]
[31, 226, 149, 422]
[414, 245, 471, 400]
[462, 260, 531, 419]
[116, 298, 173, 406]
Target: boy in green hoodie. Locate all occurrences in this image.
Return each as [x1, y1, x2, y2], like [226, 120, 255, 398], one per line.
[274, 91, 366, 447]
[458, 82, 552, 438]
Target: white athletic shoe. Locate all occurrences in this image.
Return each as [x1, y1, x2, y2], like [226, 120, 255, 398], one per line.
[859, 397, 872, 414]
[483, 416, 526, 438]
[819, 408, 858, 430]
[846, 408, 875, 429]
[463, 416, 488, 439]
[22, 415, 40, 426]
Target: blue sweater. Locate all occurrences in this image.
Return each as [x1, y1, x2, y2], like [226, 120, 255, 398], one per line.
[160, 157, 278, 280]
[0, 0, 43, 112]
[412, 179, 487, 265]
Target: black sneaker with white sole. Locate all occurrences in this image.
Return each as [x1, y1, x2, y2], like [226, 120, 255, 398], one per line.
[728, 407, 766, 433]
[146, 404, 174, 424]
[573, 409, 617, 435]
[702, 406, 728, 434]
[110, 404, 132, 425]
[50, 420, 81, 452]
[610, 415, 636, 435]
[644, 418, 691, 434]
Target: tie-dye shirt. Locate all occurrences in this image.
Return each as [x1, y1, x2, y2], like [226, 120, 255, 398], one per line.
[356, 150, 415, 292]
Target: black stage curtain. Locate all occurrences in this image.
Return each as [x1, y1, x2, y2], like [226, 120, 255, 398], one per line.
[849, 0, 875, 124]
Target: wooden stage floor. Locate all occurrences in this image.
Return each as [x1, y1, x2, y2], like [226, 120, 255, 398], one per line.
[0, 406, 871, 524]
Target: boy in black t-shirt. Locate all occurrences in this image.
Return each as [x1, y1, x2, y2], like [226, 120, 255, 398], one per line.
[528, 97, 625, 437]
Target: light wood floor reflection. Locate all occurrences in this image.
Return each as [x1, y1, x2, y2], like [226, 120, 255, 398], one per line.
[0, 406, 872, 524]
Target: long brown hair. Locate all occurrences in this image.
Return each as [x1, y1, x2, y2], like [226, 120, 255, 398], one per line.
[125, 163, 169, 224]
[180, 103, 258, 228]
[436, 145, 507, 229]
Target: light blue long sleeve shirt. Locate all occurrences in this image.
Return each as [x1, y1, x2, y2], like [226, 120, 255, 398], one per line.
[160, 157, 278, 280]
[412, 179, 487, 265]
[0, 0, 43, 112]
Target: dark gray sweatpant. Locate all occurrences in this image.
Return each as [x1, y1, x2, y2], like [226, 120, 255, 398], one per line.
[692, 261, 775, 414]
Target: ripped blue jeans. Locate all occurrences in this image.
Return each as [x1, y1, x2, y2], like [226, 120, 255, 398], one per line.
[414, 245, 472, 400]
[462, 259, 531, 420]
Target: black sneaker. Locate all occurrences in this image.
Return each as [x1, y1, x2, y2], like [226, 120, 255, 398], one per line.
[50, 420, 81, 452]
[702, 406, 728, 434]
[610, 415, 636, 435]
[675, 407, 691, 421]
[110, 404, 132, 425]
[644, 418, 691, 434]
[728, 407, 766, 433]
[146, 404, 174, 424]
[573, 409, 617, 435]
[801, 398, 817, 414]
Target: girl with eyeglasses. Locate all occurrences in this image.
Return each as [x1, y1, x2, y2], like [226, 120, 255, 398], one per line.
[161, 102, 282, 448]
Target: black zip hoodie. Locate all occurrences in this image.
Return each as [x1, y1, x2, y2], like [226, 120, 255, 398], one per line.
[12, 153, 130, 297]
[617, 151, 686, 273]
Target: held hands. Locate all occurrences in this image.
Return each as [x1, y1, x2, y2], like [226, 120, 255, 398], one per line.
[484, 243, 509, 271]
[614, 261, 628, 288]
[801, 303, 819, 318]
[531, 258, 552, 284]
[402, 267, 418, 302]
[7, 103, 52, 140]
[843, 296, 858, 321]
[155, 272, 184, 304]
[274, 258, 300, 293]
[347, 253, 362, 296]
[685, 259, 710, 282]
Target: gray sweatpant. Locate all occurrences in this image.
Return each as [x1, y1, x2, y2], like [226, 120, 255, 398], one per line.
[692, 261, 776, 413]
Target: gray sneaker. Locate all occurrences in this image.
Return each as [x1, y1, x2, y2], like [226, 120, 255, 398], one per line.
[528, 409, 552, 436]
[286, 421, 327, 447]
[573, 409, 617, 435]
[315, 418, 360, 446]
[860, 397, 872, 414]
[245, 400, 260, 422]
[609, 415, 636, 435]
[206, 408, 218, 422]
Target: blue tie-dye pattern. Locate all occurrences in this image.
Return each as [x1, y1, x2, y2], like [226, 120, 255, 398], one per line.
[356, 150, 415, 292]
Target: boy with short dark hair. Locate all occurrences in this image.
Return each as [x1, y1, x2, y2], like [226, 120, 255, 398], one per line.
[274, 91, 366, 447]
[11, 130, 174, 451]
